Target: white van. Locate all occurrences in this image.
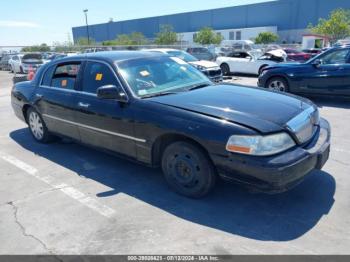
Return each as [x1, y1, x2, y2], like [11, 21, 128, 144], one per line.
[221, 40, 255, 51]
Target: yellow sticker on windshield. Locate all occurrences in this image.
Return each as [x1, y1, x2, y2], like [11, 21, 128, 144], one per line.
[61, 79, 67, 87]
[96, 73, 103, 81]
[140, 70, 150, 77]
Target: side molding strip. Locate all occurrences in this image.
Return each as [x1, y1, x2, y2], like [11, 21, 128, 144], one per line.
[42, 114, 146, 143]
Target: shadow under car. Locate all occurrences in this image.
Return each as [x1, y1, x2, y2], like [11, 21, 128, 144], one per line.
[10, 128, 336, 242]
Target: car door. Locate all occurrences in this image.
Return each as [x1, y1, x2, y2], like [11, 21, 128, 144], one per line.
[74, 60, 137, 158]
[226, 52, 245, 73]
[35, 62, 81, 140]
[301, 48, 350, 95]
[241, 53, 260, 74]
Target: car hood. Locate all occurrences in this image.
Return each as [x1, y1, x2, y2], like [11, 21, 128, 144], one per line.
[266, 62, 310, 70]
[148, 85, 313, 133]
[189, 60, 219, 69]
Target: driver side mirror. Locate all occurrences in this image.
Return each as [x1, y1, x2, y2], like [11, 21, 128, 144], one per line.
[97, 85, 128, 103]
[312, 59, 323, 67]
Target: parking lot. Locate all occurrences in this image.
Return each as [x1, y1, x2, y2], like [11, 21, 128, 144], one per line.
[1, 70, 350, 255]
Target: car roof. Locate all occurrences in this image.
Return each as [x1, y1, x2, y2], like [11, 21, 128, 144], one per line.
[146, 48, 179, 53]
[55, 51, 165, 64]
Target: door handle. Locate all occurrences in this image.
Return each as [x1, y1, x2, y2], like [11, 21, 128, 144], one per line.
[78, 102, 90, 108]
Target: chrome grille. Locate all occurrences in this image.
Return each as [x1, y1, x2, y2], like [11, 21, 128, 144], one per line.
[286, 107, 319, 144]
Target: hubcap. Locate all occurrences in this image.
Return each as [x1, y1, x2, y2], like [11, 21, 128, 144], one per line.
[29, 112, 44, 140]
[269, 80, 286, 92]
[167, 153, 200, 188]
[221, 65, 229, 75]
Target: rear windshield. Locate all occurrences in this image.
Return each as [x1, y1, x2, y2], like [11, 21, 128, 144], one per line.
[22, 54, 42, 60]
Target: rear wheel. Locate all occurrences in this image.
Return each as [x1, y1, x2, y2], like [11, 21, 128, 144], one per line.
[220, 63, 230, 76]
[161, 141, 216, 198]
[27, 108, 53, 143]
[266, 77, 289, 92]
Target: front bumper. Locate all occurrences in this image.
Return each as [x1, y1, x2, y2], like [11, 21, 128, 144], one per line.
[212, 118, 331, 193]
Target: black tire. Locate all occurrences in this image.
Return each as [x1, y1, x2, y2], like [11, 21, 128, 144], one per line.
[266, 77, 289, 92]
[27, 107, 53, 143]
[220, 63, 230, 76]
[161, 141, 216, 198]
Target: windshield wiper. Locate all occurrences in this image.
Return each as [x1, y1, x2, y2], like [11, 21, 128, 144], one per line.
[186, 83, 212, 91]
[141, 91, 179, 99]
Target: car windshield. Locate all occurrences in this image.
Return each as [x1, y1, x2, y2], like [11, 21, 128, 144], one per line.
[117, 56, 211, 98]
[166, 50, 198, 62]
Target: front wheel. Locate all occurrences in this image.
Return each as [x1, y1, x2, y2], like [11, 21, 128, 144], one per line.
[161, 141, 216, 198]
[27, 108, 53, 143]
[266, 77, 289, 92]
[220, 63, 230, 76]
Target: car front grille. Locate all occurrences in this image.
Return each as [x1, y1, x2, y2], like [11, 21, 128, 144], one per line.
[208, 69, 222, 77]
[286, 106, 320, 144]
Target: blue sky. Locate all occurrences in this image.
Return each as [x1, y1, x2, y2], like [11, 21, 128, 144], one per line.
[0, 0, 271, 46]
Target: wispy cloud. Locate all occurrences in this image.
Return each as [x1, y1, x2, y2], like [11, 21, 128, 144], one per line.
[0, 20, 40, 28]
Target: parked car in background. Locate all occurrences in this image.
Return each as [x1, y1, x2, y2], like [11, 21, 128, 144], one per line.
[284, 48, 312, 62]
[8, 54, 24, 73]
[221, 40, 256, 51]
[83, 47, 111, 53]
[9, 53, 45, 74]
[258, 45, 350, 96]
[217, 49, 287, 76]
[0, 54, 15, 71]
[147, 48, 222, 82]
[11, 51, 330, 198]
[186, 47, 216, 61]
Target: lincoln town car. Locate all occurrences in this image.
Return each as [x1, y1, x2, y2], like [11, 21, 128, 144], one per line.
[11, 51, 331, 198]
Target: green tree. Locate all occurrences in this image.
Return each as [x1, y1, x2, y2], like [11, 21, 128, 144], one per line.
[53, 41, 76, 52]
[76, 37, 96, 46]
[254, 32, 279, 44]
[308, 8, 350, 43]
[22, 43, 51, 52]
[194, 27, 223, 45]
[155, 24, 178, 45]
[130, 32, 147, 45]
[103, 32, 147, 46]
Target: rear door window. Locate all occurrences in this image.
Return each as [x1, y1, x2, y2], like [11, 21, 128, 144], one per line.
[51, 63, 81, 90]
[82, 61, 118, 94]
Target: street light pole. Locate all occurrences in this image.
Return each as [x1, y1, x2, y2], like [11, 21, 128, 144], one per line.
[83, 9, 90, 45]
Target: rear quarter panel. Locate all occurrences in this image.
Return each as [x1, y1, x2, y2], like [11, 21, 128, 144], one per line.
[11, 81, 37, 122]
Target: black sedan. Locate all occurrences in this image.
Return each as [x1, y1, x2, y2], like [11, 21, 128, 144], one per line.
[258, 45, 350, 96]
[11, 51, 331, 198]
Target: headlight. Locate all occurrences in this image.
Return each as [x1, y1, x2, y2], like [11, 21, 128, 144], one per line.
[226, 132, 296, 156]
[194, 64, 206, 71]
